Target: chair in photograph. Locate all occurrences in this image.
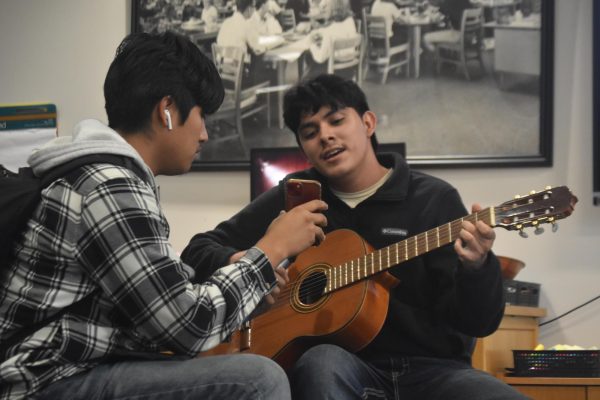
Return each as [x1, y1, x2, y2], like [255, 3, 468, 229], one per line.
[434, 8, 485, 81]
[360, 7, 369, 37]
[278, 9, 296, 31]
[364, 15, 410, 84]
[208, 44, 271, 156]
[327, 35, 364, 85]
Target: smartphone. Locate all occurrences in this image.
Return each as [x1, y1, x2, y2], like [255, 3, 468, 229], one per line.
[285, 179, 321, 211]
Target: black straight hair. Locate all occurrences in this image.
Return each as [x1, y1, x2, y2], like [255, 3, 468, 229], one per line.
[283, 74, 378, 149]
[104, 31, 224, 133]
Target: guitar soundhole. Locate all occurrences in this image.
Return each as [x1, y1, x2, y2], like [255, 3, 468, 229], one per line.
[298, 271, 327, 305]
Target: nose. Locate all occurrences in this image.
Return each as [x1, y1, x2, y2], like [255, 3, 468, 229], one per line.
[318, 123, 334, 144]
[199, 119, 208, 143]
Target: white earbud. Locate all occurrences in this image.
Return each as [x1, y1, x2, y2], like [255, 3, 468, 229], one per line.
[164, 109, 172, 130]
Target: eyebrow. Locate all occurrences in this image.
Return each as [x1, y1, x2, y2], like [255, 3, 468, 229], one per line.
[297, 108, 341, 132]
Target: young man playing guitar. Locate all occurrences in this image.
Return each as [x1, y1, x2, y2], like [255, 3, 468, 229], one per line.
[182, 74, 528, 399]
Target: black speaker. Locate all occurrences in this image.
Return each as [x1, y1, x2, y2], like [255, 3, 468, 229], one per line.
[503, 280, 541, 307]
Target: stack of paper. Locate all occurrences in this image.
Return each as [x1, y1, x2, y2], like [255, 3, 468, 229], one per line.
[0, 103, 57, 172]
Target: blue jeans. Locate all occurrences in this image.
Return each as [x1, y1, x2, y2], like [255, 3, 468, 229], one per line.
[290, 344, 529, 400]
[36, 354, 290, 400]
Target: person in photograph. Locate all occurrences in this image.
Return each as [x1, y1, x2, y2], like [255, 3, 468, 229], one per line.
[303, 0, 356, 78]
[182, 0, 202, 21]
[423, 0, 473, 52]
[285, 0, 310, 23]
[267, 0, 282, 16]
[309, 0, 332, 21]
[217, 0, 283, 86]
[181, 73, 529, 400]
[0, 31, 328, 400]
[370, 0, 410, 46]
[201, 0, 219, 27]
[249, 0, 283, 35]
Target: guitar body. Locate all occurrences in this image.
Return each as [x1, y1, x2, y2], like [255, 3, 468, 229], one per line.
[201, 229, 400, 370]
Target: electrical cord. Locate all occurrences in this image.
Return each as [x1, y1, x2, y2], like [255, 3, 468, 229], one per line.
[539, 294, 600, 327]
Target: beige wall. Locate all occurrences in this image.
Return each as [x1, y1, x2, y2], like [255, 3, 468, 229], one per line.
[1, 0, 597, 348]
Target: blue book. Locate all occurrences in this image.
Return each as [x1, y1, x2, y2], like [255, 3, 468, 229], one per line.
[0, 103, 57, 130]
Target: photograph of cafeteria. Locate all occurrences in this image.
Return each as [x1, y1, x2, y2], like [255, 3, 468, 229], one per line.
[134, 0, 547, 167]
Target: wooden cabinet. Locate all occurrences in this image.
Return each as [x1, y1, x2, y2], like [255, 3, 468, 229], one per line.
[470, 305, 600, 399]
[497, 375, 600, 400]
[472, 305, 547, 374]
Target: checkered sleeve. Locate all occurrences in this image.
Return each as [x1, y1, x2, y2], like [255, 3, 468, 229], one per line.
[75, 175, 277, 355]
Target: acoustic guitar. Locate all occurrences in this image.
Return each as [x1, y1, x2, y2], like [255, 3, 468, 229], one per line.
[201, 186, 577, 369]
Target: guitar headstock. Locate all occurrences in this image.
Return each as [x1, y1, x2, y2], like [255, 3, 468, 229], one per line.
[493, 186, 578, 235]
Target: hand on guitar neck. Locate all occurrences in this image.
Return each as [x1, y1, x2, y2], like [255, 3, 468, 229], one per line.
[454, 203, 497, 270]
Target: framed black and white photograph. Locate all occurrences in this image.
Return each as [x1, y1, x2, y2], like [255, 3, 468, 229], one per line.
[131, 0, 554, 171]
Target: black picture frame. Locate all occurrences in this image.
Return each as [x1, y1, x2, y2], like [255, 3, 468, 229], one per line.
[594, 0, 599, 206]
[131, 0, 554, 171]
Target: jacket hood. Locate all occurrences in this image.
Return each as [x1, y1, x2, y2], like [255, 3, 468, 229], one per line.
[28, 119, 153, 181]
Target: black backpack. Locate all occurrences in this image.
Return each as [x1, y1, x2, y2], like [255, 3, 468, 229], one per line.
[0, 154, 149, 355]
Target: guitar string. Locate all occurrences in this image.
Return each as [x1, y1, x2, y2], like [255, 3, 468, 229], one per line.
[281, 209, 487, 294]
[270, 221, 476, 304]
[264, 201, 567, 313]
[260, 210, 492, 313]
[267, 211, 488, 306]
[244, 193, 570, 322]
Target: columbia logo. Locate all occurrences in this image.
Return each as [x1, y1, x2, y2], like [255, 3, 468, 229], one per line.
[381, 228, 407, 237]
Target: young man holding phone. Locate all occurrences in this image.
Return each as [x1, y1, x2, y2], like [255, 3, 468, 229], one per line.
[0, 32, 327, 400]
[182, 74, 527, 399]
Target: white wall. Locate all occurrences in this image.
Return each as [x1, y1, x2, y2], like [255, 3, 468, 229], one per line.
[1, 0, 598, 348]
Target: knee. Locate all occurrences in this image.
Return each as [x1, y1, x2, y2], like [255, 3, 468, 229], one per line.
[241, 355, 291, 399]
[291, 344, 349, 382]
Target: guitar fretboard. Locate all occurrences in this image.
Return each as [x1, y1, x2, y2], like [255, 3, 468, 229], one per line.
[324, 207, 495, 293]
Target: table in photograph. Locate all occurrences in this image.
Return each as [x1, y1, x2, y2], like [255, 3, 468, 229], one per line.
[484, 17, 541, 86]
[397, 13, 442, 78]
[263, 34, 311, 129]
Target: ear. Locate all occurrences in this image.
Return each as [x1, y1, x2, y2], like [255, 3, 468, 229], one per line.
[362, 110, 377, 139]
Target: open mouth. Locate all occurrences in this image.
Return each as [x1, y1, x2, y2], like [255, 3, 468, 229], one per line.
[322, 147, 344, 160]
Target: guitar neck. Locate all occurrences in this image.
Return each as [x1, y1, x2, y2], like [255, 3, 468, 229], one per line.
[324, 207, 495, 294]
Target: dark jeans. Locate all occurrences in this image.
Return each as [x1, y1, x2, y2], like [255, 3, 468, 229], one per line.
[290, 344, 530, 400]
[36, 354, 290, 400]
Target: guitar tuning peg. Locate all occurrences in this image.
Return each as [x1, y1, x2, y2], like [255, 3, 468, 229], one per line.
[519, 229, 529, 238]
[529, 190, 537, 195]
[531, 220, 544, 235]
[545, 185, 552, 190]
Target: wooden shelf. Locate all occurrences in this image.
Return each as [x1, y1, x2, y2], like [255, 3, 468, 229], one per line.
[504, 305, 547, 318]
[472, 307, 600, 399]
[472, 306, 546, 374]
[497, 373, 600, 400]
[500, 375, 600, 386]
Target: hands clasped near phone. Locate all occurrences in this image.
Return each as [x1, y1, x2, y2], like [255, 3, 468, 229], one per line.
[260, 199, 327, 304]
[257, 198, 328, 270]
